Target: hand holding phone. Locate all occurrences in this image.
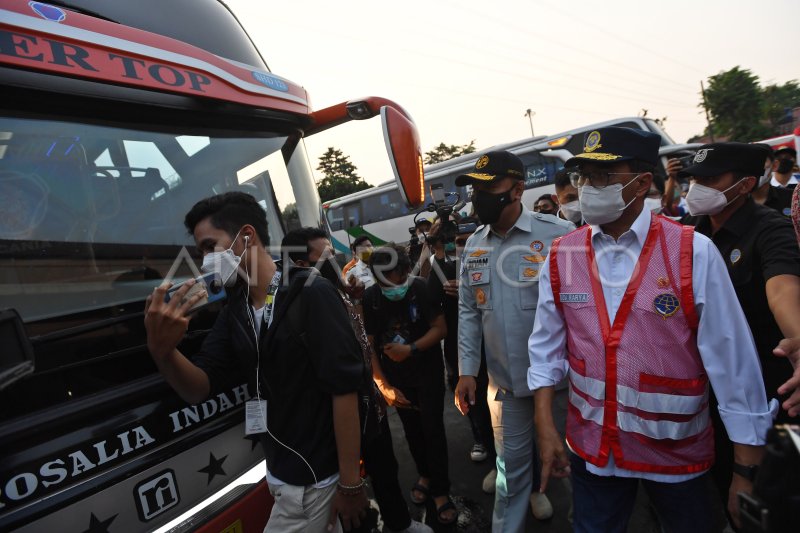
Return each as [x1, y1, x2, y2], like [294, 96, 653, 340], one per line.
[165, 272, 226, 313]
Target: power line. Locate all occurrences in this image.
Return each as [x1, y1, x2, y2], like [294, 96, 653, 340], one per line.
[441, 0, 699, 93]
[537, 0, 708, 76]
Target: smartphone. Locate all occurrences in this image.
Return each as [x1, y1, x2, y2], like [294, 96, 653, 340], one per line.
[458, 222, 478, 234]
[165, 272, 226, 313]
[430, 183, 446, 206]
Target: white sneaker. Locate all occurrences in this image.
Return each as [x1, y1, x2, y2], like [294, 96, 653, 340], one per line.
[391, 520, 434, 533]
[470, 443, 488, 462]
[529, 492, 554, 520]
[482, 468, 497, 494]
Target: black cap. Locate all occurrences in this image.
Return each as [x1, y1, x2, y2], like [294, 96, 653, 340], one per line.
[455, 150, 524, 186]
[565, 127, 661, 167]
[678, 142, 772, 178]
[774, 146, 797, 158]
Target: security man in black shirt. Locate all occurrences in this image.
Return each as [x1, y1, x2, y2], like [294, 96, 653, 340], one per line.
[679, 142, 800, 516]
[752, 146, 794, 218]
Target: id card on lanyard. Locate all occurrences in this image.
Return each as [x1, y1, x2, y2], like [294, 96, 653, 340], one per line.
[246, 270, 281, 435]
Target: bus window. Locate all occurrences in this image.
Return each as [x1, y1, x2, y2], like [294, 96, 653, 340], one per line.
[345, 204, 362, 228]
[521, 152, 561, 189]
[328, 206, 344, 231]
[362, 190, 409, 223]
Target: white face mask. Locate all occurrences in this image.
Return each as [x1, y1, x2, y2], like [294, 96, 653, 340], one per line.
[201, 229, 245, 286]
[684, 180, 744, 216]
[559, 200, 582, 225]
[578, 175, 639, 225]
[758, 166, 772, 188]
[644, 197, 662, 213]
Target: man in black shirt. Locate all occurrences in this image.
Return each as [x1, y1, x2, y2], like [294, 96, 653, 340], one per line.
[752, 147, 793, 217]
[362, 244, 455, 525]
[426, 217, 494, 466]
[680, 143, 800, 515]
[144, 192, 367, 532]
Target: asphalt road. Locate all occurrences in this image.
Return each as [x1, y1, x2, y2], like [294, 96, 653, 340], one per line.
[376, 387, 728, 533]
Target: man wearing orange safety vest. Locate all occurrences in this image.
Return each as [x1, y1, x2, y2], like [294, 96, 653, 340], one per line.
[526, 127, 778, 532]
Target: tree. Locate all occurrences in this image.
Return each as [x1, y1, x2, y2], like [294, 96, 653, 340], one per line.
[316, 147, 372, 202]
[702, 66, 771, 141]
[761, 81, 800, 132]
[281, 202, 301, 231]
[424, 140, 477, 165]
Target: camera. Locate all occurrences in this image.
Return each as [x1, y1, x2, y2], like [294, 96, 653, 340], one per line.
[678, 153, 696, 169]
[423, 183, 466, 245]
[738, 424, 800, 533]
[165, 272, 226, 313]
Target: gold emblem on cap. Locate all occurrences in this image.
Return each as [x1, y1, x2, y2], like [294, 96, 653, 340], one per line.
[476, 155, 489, 169]
[585, 131, 602, 153]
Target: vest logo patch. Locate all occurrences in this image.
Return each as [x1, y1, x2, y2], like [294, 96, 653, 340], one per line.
[469, 249, 489, 257]
[560, 293, 589, 303]
[653, 293, 680, 318]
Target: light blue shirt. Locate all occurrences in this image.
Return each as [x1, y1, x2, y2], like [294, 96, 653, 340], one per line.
[458, 207, 573, 396]
[527, 207, 778, 481]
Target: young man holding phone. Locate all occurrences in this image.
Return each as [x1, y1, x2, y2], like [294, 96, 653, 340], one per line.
[144, 192, 368, 532]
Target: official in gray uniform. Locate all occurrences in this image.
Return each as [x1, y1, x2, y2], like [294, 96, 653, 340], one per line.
[454, 150, 574, 532]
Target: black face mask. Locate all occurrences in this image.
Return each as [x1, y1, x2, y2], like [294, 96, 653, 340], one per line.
[473, 186, 516, 225]
[777, 159, 795, 174]
[317, 259, 343, 289]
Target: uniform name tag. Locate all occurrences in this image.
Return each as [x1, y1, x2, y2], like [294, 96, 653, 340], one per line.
[245, 399, 267, 435]
[560, 293, 589, 303]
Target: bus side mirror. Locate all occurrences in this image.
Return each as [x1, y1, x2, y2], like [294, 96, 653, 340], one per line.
[381, 106, 424, 208]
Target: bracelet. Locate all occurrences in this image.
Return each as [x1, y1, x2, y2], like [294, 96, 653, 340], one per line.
[336, 478, 365, 496]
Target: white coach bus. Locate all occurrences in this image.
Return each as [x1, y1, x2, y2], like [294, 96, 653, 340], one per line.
[323, 116, 685, 254]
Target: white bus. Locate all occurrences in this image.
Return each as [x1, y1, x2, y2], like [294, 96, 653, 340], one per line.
[324, 116, 688, 254]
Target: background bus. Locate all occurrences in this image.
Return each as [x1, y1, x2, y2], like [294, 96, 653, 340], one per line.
[324, 116, 682, 254]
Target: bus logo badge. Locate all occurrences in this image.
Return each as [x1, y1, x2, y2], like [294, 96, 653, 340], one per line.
[476, 155, 489, 169]
[135, 470, 180, 521]
[29, 2, 66, 22]
[584, 131, 602, 152]
[252, 72, 289, 92]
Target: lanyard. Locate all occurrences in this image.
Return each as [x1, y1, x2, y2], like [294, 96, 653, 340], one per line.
[262, 270, 281, 329]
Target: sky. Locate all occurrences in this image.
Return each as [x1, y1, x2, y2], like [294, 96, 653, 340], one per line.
[225, 0, 799, 189]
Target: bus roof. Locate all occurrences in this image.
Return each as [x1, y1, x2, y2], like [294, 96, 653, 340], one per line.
[323, 116, 659, 208]
[0, 0, 311, 115]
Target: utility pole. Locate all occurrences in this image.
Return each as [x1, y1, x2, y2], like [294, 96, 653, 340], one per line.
[525, 109, 535, 137]
[700, 80, 715, 142]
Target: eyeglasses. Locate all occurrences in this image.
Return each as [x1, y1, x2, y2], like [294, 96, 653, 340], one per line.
[569, 171, 641, 189]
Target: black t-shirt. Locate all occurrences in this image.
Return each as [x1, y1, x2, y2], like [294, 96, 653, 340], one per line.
[684, 198, 800, 418]
[363, 276, 443, 387]
[764, 185, 794, 218]
[427, 257, 459, 353]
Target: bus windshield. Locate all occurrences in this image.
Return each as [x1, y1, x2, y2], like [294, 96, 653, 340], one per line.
[0, 115, 315, 323]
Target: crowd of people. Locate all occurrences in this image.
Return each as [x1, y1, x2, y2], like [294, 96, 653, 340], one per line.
[143, 126, 800, 533]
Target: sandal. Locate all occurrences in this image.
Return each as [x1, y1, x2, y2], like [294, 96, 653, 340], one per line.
[436, 499, 458, 525]
[409, 482, 429, 504]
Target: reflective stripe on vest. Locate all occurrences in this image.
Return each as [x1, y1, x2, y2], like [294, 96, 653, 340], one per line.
[570, 369, 708, 415]
[569, 387, 710, 441]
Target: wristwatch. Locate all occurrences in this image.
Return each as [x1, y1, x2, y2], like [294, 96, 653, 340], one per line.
[732, 462, 759, 482]
[409, 342, 419, 356]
